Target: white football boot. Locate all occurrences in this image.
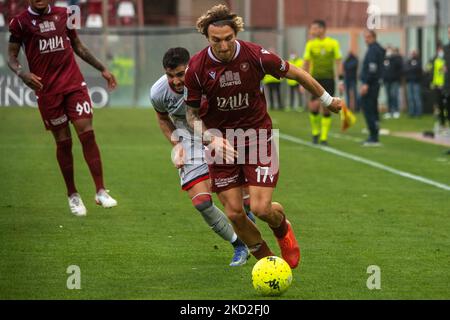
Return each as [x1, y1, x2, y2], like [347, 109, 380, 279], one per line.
[68, 193, 87, 217]
[95, 189, 118, 208]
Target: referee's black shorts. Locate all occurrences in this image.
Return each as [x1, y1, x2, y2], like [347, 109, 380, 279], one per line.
[311, 78, 335, 100]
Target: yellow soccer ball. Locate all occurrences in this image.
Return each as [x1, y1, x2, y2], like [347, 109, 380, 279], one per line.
[252, 256, 293, 296]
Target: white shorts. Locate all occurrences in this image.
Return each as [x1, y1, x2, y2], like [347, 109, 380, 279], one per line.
[178, 138, 210, 190]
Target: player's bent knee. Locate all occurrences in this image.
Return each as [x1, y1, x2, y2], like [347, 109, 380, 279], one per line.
[226, 209, 247, 224]
[192, 193, 213, 212]
[250, 201, 272, 219]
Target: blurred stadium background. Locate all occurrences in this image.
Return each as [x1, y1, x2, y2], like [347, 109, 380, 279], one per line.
[0, 0, 448, 110]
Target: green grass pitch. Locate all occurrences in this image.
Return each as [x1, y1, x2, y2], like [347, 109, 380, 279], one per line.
[0, 107, 449, 299]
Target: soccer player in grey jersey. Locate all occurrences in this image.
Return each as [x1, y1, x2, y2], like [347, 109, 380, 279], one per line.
[150, 47, 255, 266]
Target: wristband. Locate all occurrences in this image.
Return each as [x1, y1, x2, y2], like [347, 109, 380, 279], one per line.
[319, 91, 333, 107]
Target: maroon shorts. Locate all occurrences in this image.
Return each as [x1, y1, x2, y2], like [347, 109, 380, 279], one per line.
[36, 87, 93, 131]
[208, 140, 280, 193]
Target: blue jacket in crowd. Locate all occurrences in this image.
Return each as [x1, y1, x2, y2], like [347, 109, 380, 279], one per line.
[403, 57, 423, 82]
[444, 43, 450, 94]
[382, 54, 403, 82]
[344, 54, 359, 81]
[360, 42, 386, 85]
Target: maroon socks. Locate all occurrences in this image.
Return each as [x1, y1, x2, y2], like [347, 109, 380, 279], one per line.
[78, 130, 105, 193]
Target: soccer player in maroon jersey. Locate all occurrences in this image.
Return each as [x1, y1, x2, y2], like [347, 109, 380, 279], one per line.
[184, 5, 341, 269]
[7, 0, 117, 216]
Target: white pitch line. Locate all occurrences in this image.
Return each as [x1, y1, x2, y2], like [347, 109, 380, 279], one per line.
[328, 132, 364, 143]
[280, 133, 450, 192]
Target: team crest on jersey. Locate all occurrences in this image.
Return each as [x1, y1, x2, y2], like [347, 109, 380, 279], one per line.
[219, 71, 241, 88]
[240, 62, 250, 72]
[39, 21, 56, 33]
[209, 71, 216, 80]
[32, 19, 37, 26]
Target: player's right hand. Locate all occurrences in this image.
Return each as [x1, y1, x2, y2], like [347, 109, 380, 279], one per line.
[20, 72, 43, 91]
[209, 136, 238, 164]
[327, 97, 342, 114]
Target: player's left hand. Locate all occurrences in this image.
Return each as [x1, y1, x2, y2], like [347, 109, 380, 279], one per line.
[171, 142, 185, 168]
[327, 97, 342, 114]
[102, 70, 117, 91]
[360, 84, 369, 96]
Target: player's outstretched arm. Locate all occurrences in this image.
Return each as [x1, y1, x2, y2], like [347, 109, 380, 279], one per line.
[8, 42, 43, 91]
[286, 64, 342, 113]
[70, 35, 117, 90]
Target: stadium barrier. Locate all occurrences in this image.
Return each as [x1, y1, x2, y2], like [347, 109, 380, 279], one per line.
[0, 26, 438, 112]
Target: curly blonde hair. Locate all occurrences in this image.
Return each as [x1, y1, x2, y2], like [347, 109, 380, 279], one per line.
[196, 4, 245, 37]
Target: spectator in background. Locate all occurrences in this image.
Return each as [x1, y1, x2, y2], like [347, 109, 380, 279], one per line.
[343, 50, 359, 112]
[431, 44, 448, 133]
[263, 73, 283, 111]
[382, 46, 403, 119]
[263, 49, 284, 111]
[360, 29, 386, 146]
[404, 50, 423, 117]
[445, 27, 450, 98]
[444, 27, 450, 155]
[286, 52, 304, 111]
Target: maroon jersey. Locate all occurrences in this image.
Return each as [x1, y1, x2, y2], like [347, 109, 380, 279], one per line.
[184, 40, 290, 134]
[9, 6, 85, 96]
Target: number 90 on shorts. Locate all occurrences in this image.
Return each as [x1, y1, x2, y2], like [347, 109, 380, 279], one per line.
[37, 87, 94, 131]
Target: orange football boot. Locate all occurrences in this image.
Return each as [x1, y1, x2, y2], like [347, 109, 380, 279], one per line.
[276, 221, 300, 268]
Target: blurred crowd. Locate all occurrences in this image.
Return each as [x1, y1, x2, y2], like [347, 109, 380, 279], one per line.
[264, 44, 448, 122]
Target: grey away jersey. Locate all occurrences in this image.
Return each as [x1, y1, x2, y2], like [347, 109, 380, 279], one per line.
[150, 74, 192, 134]
[149, 74, 205, 168]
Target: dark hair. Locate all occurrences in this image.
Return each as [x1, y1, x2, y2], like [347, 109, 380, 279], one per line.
[365, 29, 377, 39]
[312, 20, 326, 29]
[162, 47, 190, 69]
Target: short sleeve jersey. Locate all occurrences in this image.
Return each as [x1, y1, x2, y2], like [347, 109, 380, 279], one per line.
[150, 74, 192, 133]
[9, 6, 85, 96]
[184, 40, 290, 134]
[303, 37, 342, 79]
